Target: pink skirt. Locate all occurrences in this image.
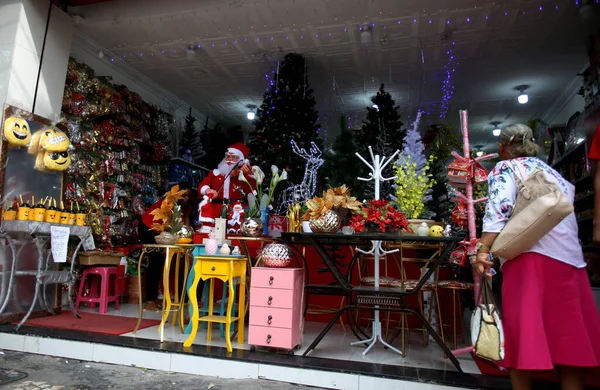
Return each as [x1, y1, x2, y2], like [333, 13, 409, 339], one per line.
[500, 252, 600, 370]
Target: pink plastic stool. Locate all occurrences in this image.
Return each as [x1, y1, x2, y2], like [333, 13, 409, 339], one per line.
[75, 266, 120, 314]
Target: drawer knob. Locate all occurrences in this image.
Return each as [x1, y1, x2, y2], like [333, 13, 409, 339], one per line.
[269, 276, 274, 285]
[267, 315, 272, 325]
[267, 296, 273, 305]
[211, 266, 216, 271]
[266, 334, 272, 344]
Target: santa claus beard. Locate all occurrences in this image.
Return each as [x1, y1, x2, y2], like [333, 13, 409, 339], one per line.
[217, 160, 237, 177]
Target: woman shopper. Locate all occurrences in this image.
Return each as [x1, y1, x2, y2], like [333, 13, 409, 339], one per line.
[474, 124, 600, 390]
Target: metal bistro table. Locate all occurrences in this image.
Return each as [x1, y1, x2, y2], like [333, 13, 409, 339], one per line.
[0, 220, 92, 328]
[280, 232, 463, 372]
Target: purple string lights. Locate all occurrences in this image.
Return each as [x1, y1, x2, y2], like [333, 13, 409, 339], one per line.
[440, 42, 458, 119]
[113, 5, 568, 62]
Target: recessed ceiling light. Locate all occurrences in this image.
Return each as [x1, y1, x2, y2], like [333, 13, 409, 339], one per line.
[516, 85, 529, 104]
[491, 122, 501, 136]
[246, 104, 257, 120]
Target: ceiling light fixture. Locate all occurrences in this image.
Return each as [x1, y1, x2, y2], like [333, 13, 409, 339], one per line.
[491, 121, 502, 137]
[246, 104, 257, 120]
[186, 44, 196, 60]
[516, 85, 529, 104]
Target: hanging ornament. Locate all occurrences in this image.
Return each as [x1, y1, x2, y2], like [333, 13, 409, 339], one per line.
[3, 116, 31, 147]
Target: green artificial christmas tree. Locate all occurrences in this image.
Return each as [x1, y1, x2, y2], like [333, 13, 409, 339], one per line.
[354, 84, 405, 198]
[248, 53, 322, 185]
[197, 121, 244, 169]
[180, 107, 203, 163]
[423, 124, 461, 222]
[322, 116, 363, 193]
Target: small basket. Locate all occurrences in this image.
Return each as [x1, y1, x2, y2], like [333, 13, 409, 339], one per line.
[78, 251, 124, 266]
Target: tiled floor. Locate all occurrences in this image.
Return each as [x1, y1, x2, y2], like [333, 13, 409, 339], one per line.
[81, 303, 480, 375]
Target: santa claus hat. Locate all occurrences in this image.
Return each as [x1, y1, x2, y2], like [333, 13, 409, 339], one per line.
[228, 142, 250, 160]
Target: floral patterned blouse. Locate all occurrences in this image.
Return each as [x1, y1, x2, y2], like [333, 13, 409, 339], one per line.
[483, 157, 585, 267]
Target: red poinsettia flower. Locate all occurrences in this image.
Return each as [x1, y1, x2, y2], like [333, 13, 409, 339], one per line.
[349, 199, 409, 233]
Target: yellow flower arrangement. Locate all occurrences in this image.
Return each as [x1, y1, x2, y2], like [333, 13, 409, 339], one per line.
[393, 155, 435, 219]
[150, 185, 186, 233]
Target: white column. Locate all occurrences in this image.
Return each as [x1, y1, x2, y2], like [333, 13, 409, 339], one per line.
[0, 0, 73, 117]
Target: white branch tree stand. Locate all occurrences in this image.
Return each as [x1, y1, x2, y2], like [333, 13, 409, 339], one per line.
[350, 146, 402, 356]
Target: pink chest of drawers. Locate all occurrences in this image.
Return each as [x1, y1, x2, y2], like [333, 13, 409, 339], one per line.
[248, 267, 304, 351]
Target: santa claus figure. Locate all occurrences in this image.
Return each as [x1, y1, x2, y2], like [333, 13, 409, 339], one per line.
[227, 201, 245, 233]
[197, 143, 255, 231]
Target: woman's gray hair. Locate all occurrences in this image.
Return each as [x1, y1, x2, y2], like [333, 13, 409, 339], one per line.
[498, 124, 540, 158]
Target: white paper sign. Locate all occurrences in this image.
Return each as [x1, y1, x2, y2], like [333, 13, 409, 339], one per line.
[82, 234, 96, 251]
[50, 226, 70, 263]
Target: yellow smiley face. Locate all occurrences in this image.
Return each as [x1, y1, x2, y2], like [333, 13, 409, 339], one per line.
[43, 150, 71, 171]
[3, 116, 31, 147]
[29, 128, 70, 154]
[429, 225, 444, 237]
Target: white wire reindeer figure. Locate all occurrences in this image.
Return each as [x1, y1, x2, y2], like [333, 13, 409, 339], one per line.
[277, 140, 324, 214]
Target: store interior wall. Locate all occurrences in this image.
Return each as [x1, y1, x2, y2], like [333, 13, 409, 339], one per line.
[0, 0, 73, 118]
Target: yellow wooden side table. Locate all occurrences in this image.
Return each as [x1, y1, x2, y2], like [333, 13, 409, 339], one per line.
[183, 254, 247, 352]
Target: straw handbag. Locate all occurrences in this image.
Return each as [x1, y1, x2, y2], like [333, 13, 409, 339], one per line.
[471, 278, 504, 362]
[490, 160, 573, 260]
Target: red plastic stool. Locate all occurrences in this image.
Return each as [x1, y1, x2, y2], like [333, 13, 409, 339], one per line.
[75, 266, 120, 314]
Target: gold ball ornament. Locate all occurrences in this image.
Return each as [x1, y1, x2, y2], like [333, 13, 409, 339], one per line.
[429, 225, 444, 237]
[3, 116, 31, 147]
[309, 210, 342, 233]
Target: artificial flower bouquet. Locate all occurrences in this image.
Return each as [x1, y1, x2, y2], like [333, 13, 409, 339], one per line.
[302, 185, 362, 221]
[149, 185, 186, 233]
[348, 199, 410, 233]
[239, 165, 288, 218]
[393, 154, 434, 219]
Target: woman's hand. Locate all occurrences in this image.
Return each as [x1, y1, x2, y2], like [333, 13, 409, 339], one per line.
[475, 252, 494, 279]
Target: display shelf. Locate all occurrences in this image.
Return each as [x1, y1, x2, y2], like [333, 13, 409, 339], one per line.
[573, 174, 591, 185]
[578, 215, 594, 224]
[62, 58, 172, 248]
[574, 192, 594, 203]
[551, 140, 586, 170]
[170, 157, 208, 171]
[167, 157, 209, 189]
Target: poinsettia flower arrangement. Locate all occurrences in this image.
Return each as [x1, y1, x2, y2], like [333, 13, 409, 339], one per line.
[302, 185, 362, 221]
[349, 199, 410, 233]
[150, 185, 186, 233]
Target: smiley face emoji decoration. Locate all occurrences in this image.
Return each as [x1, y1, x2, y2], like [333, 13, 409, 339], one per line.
[3, 116, 31, 147]
[28, 127, 72, 173]
[28, 128, 70, 154]
[43, 150, 71, 171]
